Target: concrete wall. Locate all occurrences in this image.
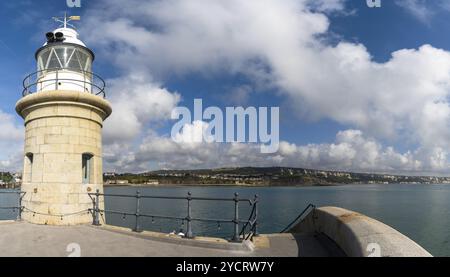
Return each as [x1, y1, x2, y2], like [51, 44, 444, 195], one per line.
[16, 90, 112, 225]
[290, 206, 432, 257]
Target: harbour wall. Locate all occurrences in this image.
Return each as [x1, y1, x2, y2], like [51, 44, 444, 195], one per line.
[289, 206, 432, 257]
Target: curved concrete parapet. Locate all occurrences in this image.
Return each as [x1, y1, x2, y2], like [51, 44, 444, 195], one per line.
[289, 207, 432, 257]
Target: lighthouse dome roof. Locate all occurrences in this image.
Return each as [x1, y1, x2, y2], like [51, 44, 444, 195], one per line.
[43, 27, 86, 47]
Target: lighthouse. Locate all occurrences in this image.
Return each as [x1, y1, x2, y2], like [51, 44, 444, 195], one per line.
[15, 15, 112, 225]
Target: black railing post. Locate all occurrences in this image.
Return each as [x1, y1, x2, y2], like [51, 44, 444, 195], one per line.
[185, 192, 194, 238]
[134, 190, 142, 232]
[253, 194, 259, 237]
[93, 189, 100, 226]
[231, 192, 241, 242]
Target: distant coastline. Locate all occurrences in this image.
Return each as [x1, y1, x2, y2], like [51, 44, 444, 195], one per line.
[2, 167, 449, 190]
[103, 182, 342, 188]
[103, 167, 450, 187]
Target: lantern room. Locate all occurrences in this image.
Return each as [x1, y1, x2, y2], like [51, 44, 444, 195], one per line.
[23, 15, 105, 97]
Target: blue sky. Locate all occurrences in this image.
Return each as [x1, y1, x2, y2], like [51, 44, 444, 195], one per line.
[2, 0, 450, 174]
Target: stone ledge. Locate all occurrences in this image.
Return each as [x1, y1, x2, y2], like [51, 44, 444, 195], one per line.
[0, 220, 17, 225]
[16, 90, 112, 120]
[91, 224, 255, 252]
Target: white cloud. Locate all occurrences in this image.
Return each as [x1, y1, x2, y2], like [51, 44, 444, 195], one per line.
[395, 0, 433, 23]
[306, 0, 347, 12]
[0, 110, 22, 141]
[395, 0, 450, 23]
[173, 120, 214, 144]
[119, 125, 439, 174]
[79, 0, 450, 174]
[103, 74, 180, 144]
[0, 110, 24, 172]
[228, 85, 253, 105]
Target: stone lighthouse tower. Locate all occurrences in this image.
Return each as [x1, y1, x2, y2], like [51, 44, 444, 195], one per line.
[15, 15, 112, 225]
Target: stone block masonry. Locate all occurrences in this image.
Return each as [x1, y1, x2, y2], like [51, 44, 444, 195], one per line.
[16, 90, 112, 225]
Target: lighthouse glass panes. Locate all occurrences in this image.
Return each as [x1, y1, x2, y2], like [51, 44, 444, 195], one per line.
[35, 44, 93, 93]
[37, 45, 92, 73]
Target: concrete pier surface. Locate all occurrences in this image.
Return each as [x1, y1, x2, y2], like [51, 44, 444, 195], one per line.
[0, 206, 431, 257]
[0, 221, 342, 257]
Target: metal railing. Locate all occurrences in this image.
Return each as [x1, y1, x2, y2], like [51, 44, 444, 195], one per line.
[22, 68, 106, 98]
[88, 190, 259, 242]
[0, 189, 259, 242]
[280, 203, 315, 233]
[0, 190, 26, 221]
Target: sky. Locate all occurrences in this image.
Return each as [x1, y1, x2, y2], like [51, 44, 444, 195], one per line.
[2, 0, 450, 175]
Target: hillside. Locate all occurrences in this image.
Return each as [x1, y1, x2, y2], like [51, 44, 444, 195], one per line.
[103, 167, 450, 186]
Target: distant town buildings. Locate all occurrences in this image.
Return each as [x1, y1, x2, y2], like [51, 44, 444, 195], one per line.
[2, 169, 450, 189]
[102, 168, 450, 186]
[0, 172, 22, 188]
[105, 179, 129, 185]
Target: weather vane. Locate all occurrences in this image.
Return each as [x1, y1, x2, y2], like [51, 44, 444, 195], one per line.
[52, 12, 81, 29]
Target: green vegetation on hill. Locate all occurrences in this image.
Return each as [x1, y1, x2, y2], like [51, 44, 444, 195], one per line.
[0, 172, 13, 183]
[104, 167, 450, 186]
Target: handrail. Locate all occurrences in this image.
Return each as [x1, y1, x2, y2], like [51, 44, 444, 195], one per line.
[280, 203, 316, 233]
[88, 190, 259, 242]
[22, 68, 106, 98]
[0, 189, 260, 242]
[89, 192, 254, 203]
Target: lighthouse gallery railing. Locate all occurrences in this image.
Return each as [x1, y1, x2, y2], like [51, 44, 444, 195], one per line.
[22, 68, 106, 98]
